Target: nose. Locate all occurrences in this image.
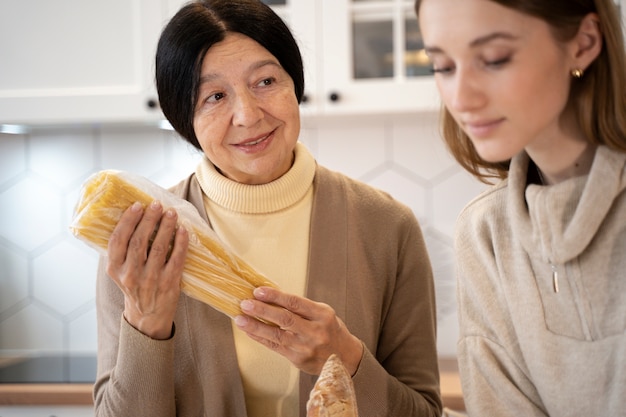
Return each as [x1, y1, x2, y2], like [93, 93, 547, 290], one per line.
[446, 68, 486, 112]
[231, 89, 264, 127]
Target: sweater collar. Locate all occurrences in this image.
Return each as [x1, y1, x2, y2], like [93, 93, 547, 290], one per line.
[509, 146, 626, 264]
[194, 142, 316, 214]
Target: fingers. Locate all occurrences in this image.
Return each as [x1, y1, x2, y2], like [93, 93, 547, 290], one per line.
[145, 205, 178, 268]
[128, 200, 166, 264]
[235, 290, 313, 348]
[104, 200, 188, 340]
[107, 200, 188, 278]
[236, 289, 327, 354]
[234, 288, 363, 375]
[107, 201, 144, 266]
[164, 224, 189, 275]
[252, 287, 316, 323]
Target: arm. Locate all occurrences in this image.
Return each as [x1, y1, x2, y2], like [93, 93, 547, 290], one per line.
[93, 202, 188, 417]
[349, 216, 441, 417]
[234, 211, 441, 416]
[455, 207, 547, 417]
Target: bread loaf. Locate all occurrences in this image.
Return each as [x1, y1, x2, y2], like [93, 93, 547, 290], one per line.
[70, 170, 278, 318]
[306, 354, 359, 417]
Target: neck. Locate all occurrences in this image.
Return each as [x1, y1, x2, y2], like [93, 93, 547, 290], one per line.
[530, 141, 597, 185]
[526, 109, 597, 185]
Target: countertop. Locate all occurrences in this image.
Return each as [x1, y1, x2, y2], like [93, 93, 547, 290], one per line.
[0, 358, 464, 411]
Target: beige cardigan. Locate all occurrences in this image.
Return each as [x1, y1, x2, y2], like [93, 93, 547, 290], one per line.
[93, 164, 441, 417]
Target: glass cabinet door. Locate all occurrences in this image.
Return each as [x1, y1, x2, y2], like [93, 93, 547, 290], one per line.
[321, 0, 439, 114]
[351, 0, 431, 80]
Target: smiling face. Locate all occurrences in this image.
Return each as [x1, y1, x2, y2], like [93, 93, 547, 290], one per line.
[193, 32, 301, 185]
[418, 0, 578, 163]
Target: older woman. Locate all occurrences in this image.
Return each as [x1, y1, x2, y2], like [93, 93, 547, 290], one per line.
[93, 1, 441, 416]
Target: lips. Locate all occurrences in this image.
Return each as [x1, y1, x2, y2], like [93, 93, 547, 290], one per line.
[237, 129, 276, 147]
[463, 118, 504, 138]
[231, 128, 277, 154]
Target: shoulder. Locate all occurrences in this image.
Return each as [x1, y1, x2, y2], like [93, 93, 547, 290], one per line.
[314, 165, 414, 219]
[455, 178, 509, 249]
[167, 173, 195, 198]
[457, 178, 508, 225]
[166, 172, 209, 221]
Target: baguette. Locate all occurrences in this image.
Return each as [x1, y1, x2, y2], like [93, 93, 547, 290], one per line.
[306, 354, 359, 417]
[70, 169, 278, 318]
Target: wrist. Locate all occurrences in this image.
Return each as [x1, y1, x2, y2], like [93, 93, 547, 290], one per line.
[343, 336, 364, 377]
[123, 311, 174, 340]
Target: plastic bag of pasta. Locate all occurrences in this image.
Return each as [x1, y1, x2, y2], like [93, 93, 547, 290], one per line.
[70, 169, 278, 318]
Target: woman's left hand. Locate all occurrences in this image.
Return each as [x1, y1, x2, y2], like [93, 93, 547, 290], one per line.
[234, 286, 364, 376]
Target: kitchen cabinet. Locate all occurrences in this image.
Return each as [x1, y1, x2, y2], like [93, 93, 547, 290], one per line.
[316, 0, 439, 115]
[0, 0, 165, 125]
[4, 0, 621, 126]
[260, 0, 439, 115]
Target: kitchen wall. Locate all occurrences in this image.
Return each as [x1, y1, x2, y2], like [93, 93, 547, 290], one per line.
[0, 112, 486, 358]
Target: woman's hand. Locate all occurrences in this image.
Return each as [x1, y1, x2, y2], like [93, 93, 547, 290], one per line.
[106, 200, 189, 340]
[234, 287, 364, 376]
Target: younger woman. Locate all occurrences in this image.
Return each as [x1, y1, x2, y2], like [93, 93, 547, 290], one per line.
[415, 0, 626, 415]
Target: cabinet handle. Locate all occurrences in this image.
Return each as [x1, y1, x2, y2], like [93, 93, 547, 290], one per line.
[146, 98, 159, 109]
[328, 92, 341, 102]
[301, 94, 309, 103]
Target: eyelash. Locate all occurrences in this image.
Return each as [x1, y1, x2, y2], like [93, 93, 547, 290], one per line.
[207, 92, 225, 103]
[430, 56, 511, 74]
[258, 77, 275, 87]
[486, 56, 511, 68]
[200, 75, 278, 105]
[430, 66, 452, 75]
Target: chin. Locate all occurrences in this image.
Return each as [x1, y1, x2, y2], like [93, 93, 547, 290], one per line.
[473, 143, 519, 164]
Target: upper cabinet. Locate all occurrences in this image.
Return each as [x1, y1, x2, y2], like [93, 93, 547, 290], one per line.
[6, 0, 622, 125]
[260, 0, 438, 115]
[274, 0, 440, 116]
[316, 0, 439, 115]
[0, 0, 435, 126]
[0, 0, 165, 125]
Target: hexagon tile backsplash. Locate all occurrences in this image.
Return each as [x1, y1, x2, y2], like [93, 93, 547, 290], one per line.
[0, 113, 486, 358]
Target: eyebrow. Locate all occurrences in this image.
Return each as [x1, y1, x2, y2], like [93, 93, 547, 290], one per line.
[198, 59, 282, 84]
[424, 31, 519, 55]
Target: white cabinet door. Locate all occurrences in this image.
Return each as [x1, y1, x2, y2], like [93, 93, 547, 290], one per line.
[318, 0, 440, 115]
[0, 0, 165, 125]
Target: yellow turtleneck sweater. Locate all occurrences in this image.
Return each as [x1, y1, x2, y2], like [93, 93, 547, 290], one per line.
[194, 142, 316, 417]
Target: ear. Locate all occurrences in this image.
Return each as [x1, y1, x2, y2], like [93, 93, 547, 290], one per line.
[570, 13, 603, 71]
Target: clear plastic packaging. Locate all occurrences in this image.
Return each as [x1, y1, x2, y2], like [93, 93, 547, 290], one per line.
[70, 169, 278, 318]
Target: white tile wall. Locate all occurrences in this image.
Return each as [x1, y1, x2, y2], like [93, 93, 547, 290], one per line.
[0, 113, 487, 358]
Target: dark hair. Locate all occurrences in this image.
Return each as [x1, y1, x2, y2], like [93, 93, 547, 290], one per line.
[415, 0, 626, 183]
[156, 0, 305, 149]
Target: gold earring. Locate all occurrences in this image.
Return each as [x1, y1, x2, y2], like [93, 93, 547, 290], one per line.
[571, 68, 584, 79]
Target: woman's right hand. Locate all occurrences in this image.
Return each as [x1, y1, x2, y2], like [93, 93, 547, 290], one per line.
[106, 200, 189, 340]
